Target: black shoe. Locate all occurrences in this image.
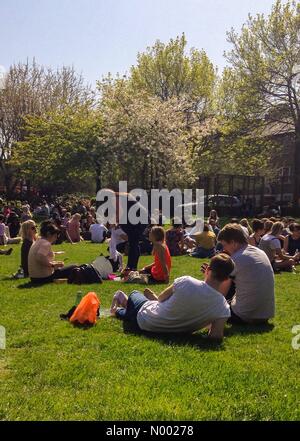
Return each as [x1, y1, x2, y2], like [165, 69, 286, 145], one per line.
[60, 305, 76, 320]
[5, 248, 13, 255]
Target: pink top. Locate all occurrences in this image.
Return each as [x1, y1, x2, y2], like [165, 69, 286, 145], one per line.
[67, 220, 81, 242]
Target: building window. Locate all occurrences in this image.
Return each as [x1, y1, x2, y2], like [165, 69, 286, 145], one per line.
[277, 166, 292, 184]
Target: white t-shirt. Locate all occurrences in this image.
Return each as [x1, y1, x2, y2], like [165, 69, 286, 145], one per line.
[259, 234, 281, 263]
[230, 245, 275, 321]
[137, 276, 230, 333]
[240, 225, 250, 239]
[89, 223, 107, 243]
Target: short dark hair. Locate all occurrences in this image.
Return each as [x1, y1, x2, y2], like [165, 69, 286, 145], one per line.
[218, 224, 248, 245]
[203, 222, 210, 232]
[40, 220, 59, 238]
[210, 253, 235, 282]
[290, 223, 300, 232]
[252, 219, 264, 232]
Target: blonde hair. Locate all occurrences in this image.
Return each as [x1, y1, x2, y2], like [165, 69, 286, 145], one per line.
[264, 220, 273, 234]
[240, 218, 253, 235]
[21, 220, 36, 241]
[271, 221, 283, 237]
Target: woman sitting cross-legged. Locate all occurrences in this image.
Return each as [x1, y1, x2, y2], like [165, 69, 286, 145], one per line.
[112, 253, 234, 341]
[259, 221, 296, 272]
[139, 226, 171, 284]
[190, 223, 216, 258]
[28, 221, 79, 284]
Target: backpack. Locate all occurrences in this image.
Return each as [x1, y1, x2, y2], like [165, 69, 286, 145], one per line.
[68, 264, 102, 284]
[70, 292, 100, 326]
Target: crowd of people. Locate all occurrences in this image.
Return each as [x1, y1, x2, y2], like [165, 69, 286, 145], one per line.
[1, 194, 299, 341]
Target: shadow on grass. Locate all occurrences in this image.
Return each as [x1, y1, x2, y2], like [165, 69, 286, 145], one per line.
[122, 321, 224, 351]
[225, 322, 274, 337]
[17, 281, 38, 289]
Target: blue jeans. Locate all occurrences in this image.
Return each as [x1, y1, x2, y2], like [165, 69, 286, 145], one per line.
[115, 291, 148, 328]
[191, 247, 216, 258]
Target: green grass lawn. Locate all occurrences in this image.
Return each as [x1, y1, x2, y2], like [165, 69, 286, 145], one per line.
[0, 241, 299, 421]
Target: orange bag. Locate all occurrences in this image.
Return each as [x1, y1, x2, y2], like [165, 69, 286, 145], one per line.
[70, 292, 100, 325]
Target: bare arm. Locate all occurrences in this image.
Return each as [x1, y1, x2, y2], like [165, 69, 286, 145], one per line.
[283, 236, 289, 254]
[276, 247, 291, 260]
[157, 284, 174, 303]
[144, 284, 174, 302]
[156, 243, 169, 282]
[208, 318, 228, 341]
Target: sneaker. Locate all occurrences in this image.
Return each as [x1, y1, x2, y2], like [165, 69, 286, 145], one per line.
[5, 248, 13, 256]
[12, 268, 25, 279]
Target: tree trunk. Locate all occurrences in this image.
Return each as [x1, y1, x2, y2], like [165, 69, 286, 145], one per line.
[95, 172, 102, 193]
[3, 170, 18, 199]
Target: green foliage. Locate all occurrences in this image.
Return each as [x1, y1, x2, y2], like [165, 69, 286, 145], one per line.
[224, 0, 300, 128]
[12, 104, 105, 193]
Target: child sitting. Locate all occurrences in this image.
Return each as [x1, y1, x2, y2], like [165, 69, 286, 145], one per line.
[139, 226, 171, 283]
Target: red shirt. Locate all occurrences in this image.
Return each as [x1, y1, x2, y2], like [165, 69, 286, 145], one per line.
[151, 244, 172, 282]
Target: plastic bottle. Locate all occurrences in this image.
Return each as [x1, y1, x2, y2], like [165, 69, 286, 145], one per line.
[75, 290, 83, 306]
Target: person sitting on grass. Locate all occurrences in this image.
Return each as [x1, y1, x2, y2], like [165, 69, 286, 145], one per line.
[112, 253, 234, 341]
[139, 226, 171, 284]
[209, 209, 220, 227]
[208, 218, 220, 236]
[20, 220, 37, 277]
[283, 223, 300, 263]
[240, 218, 253, 235]
[0, 214, 5, 246]
[66, 213, 83, 243]
[190, 223, 216, 258]
[28, 221, 79, 285]
[166, 218, 185, 256]
[217, 224, 275, 325]
[249, 219, 265, 247]
[259, 221, 296, 272]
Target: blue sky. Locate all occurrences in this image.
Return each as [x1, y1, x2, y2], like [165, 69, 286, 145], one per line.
[0, 0, 281, 88]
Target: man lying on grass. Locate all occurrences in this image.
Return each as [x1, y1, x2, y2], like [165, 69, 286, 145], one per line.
[112, 253, 234, 341]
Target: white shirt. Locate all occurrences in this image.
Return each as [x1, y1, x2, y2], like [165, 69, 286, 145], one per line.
[259, 234, 281, 263]
[137, 276, 230, 333]
[89, 223, 107, 243]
